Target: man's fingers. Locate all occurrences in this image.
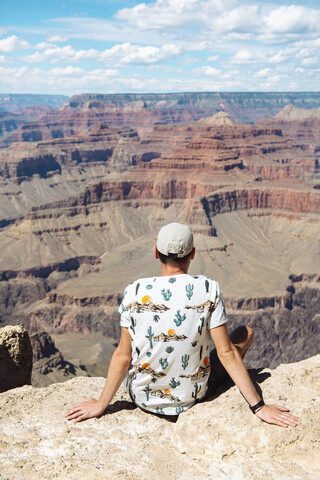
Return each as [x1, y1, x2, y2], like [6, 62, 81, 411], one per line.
[273, 404, 290, 412]
[65, 405, 82, 416]
[72, 413, 88, 423]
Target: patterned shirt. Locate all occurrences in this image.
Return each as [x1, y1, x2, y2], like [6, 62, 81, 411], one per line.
[118, 274, 228, 416]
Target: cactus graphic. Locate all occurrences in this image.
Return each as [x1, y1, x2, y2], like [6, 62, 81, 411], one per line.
[185, 284, 194, 300]
[205, 279, 209, 293]
[156, 407, 165, 415]
[143, 384, 152, 401]
[176, 406, 184, 414]
[168, 277, 176, 283]
[165, 346, 174, 354]
[146, 352, 152, 357]
[181, 354, 190, 370]
[153, 314, 160, 323]
[146, 326, 154, 349]
[199, 345, 203, 360]
[123, 290, 127, 297]
[146, 284, 153, 290]
[161, 288, 172, 301]
[198, 316, 205, 335]
[192, 383, 202, 401]
[191, 340, 198, 347]
[130, 316, 136, 334]
[159, 357, 169, 370]
[174, 310, 186, 327]
[141, 402, 147, 407]
[135, 346, 140, 357]
[169, 377, 181, 389]
[135, 283, 140, 296]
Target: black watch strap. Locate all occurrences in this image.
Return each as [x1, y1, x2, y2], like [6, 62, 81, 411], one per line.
[249, 399, 265, 414]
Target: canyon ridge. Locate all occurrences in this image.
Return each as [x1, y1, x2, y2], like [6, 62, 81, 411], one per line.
[0, 92, 319, 378]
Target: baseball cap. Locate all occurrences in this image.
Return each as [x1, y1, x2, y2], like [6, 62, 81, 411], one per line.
[156, 222, 193, 258]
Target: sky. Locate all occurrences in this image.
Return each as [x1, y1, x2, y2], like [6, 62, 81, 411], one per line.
[1, 0, 320, 96]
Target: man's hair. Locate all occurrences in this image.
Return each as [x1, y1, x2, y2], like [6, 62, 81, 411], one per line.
[158, 250, 193, 266]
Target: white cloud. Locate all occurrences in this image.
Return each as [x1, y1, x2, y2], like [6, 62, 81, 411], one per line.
[265, 6, 320, 34]
[115, 0, 238, 30]
[0, 55, 14, 65]
[213, 5, 260, 33]
[23, 45, 99, 64]
[301, 56, 318, 66]
[230, 50, 255, 64]
[46, 35, 68, 43]
[255, 68, 270, 77]
[0, 35, 30, 53]
[194, 66, 221, 75]
[268, 51, 289, 64]
[207, 55, 219, 61]
[23, 42, 181, 66]
[35, 42, 55, 50]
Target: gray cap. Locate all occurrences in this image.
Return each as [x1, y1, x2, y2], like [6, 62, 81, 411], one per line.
[157, 222, 193, 258]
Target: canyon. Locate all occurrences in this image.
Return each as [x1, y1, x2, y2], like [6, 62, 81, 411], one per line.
[0, 93, 319, 375]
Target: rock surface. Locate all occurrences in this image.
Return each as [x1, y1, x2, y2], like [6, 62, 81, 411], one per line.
[0, 355, 319, 480]
[0, 325, 32, 393]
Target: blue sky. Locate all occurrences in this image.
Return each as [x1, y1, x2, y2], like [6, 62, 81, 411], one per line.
[1, 0, 320, 95]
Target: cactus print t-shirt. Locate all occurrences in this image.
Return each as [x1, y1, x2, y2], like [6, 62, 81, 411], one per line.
[118, 274, 228, 416]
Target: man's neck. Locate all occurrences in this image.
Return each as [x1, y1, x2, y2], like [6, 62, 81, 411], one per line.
[160, 264, 189, 277]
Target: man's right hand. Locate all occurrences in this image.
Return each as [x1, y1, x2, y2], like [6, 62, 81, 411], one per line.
[65, 398, 105, 423]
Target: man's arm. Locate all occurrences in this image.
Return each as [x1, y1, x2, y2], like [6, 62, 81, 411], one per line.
[65, 327, 132, 423]
[210, 324, 300, 427]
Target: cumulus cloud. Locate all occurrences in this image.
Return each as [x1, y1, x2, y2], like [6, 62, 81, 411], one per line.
[46, 35, 68, 42]
[22, 42, 181, 66]
[193, 66, 221, 75]
[0, 35, 30, 52]
[207, 55, 219, 61]
[0, 55, 14, 65]
[301, 56, 318, 66]
[230, 50, 256, 64]
[23, 45, 99, 64]
[265, 6, 320, 34]
[115, 0, 238, 30]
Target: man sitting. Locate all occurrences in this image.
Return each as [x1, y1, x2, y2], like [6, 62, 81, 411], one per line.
[66, 223, 300, 427]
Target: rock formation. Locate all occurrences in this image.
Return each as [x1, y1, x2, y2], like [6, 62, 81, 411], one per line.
[0, 101, 319, 376]
[3, 92, 320, 144]
[0, 325, 32, 393]
[0, 354, 319, 479]
[30, 331, 89, 387]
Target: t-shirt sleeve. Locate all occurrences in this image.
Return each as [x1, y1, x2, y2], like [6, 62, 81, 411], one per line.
[118, 285, 131, 328]
[208, 280, 228, 330]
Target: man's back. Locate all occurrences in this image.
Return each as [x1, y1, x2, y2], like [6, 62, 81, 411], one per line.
[119, 274, 228, 415]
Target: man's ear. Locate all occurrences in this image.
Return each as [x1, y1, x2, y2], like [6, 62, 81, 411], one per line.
[190, 248, 195, 259]
[155, 246, 159, 258]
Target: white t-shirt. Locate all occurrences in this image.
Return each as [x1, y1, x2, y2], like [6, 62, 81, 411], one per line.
[119, 274, 228, 415]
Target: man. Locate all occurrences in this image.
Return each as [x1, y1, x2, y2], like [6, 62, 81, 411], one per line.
[66, 223, 300, 427]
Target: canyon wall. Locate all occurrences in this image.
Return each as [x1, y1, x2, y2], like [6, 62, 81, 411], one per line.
[0, 101, 319, 373]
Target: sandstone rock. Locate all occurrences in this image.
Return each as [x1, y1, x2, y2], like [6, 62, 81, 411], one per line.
[0, 325, 32, 393]
[0, 355, 318, 479]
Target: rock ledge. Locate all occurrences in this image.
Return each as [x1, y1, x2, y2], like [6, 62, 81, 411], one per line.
[0, 355, 319, 480]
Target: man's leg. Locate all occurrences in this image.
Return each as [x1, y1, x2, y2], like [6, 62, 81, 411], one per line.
[206, 326, 254, 396]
